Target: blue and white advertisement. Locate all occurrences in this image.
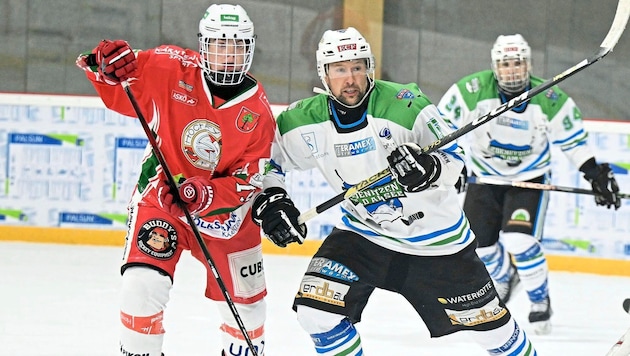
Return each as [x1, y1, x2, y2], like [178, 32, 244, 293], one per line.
[0, 93, 629, 261]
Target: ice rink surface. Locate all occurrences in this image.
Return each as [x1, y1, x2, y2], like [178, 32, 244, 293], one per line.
[2, 241, 630, 355]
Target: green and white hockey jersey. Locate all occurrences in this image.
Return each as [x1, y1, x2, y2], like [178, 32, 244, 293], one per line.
[437, 70, 594, 181]
[264, 80, 474, 256]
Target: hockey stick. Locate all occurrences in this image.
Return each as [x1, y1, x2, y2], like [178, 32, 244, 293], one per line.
[298, 0, 630, 224]
[121, 81, 259, 356]
[468, 176, 630, 199]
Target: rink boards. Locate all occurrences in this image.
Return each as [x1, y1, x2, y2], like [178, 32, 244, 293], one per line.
[0, 93, 629, 276]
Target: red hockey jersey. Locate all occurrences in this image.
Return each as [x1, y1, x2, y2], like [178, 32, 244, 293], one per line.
[85, 45, 275, 239]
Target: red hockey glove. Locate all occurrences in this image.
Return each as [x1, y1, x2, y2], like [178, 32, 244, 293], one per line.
[178, 176, 214, 216]
[95, 39, 137, 83]
[157, 183, 181, 216]
[157, 177, 214, 217]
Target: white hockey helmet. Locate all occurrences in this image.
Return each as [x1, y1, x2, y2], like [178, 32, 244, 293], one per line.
[316, 27, 375, 97]
[491, 34, 532, 93]
[198, 4, 255, 85]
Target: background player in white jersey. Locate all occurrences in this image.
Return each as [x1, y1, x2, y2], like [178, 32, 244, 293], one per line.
[76, 4, 274, 355]
[437, 34, 621, 335]
[252, 27, 538, 355]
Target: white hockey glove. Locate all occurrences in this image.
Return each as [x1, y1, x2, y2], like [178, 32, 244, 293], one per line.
[387, 143, 441, 192]
[251, 187, 307, 247]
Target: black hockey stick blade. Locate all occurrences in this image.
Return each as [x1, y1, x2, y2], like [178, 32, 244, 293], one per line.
[468, 176, 630, 199]
[298, 0, 630, 224]
[121, 81, 259, 356]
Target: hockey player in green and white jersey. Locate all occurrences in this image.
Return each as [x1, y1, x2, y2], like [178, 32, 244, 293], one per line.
[437, 34, 621, 335]
[252, 27, 539, 355]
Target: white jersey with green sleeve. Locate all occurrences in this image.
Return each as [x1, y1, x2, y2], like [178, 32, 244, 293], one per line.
[437, 70, 595, 181]
[264, 80, 474, 256]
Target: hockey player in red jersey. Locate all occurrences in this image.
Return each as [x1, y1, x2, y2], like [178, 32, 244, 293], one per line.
[76, 4, 274, 356]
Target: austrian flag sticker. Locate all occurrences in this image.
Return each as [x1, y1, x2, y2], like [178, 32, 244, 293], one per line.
[235, 107, 260, 133]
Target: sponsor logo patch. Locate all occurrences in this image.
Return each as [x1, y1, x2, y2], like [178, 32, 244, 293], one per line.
[337, 43, 357, 52]
[438, 281, 494, 307]
[302, 132, 318, 154]
[334, 137, 376, 157]
[306, 257, 359, 282]
[349, 179, 405, 206]
[228, 245, 266, 298]
[171, 90, 198, 106]
[507, 208, 532, 228]
[178, 80, 193, 92]
[296, 275, 349, 307]
[136, 219, 177, 260]
[445, 296, 507, 327]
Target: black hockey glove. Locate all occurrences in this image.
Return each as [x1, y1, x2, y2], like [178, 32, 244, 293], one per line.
[251, 187, 307, 247]
[455, 165, 468, 194]
[582, 162, 621, 210]
[387, 143, 441, 192]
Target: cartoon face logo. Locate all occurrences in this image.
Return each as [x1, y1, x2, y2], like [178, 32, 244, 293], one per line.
[137, 220, 178, 260]
[147, 227, 170, 251]
[181, 119, 222, 171]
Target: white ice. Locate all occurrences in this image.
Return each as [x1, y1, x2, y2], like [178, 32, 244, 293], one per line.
[1, 241, 630, 355]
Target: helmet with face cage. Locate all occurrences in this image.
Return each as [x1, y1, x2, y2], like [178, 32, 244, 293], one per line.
[198, 4, 255, 85]
[491, 34, 531, 93]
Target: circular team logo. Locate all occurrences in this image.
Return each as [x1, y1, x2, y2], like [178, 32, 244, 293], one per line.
[182, 119, 222, 171]
[137, 219, 178, 260]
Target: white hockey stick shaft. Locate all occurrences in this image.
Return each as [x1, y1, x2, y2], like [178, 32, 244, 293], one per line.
[468, 176, 630, 199]
[298, 0, 630, 224]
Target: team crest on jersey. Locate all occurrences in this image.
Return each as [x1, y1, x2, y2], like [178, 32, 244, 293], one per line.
[182, 119, 222, 171]
[396, 89, 415, 99]
[545, 88, 559, 101]
[137, 219, 177, 260]
[235, 107, 260, 133]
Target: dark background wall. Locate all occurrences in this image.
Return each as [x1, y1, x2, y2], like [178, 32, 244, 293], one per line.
[1, 0, 628, 119]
